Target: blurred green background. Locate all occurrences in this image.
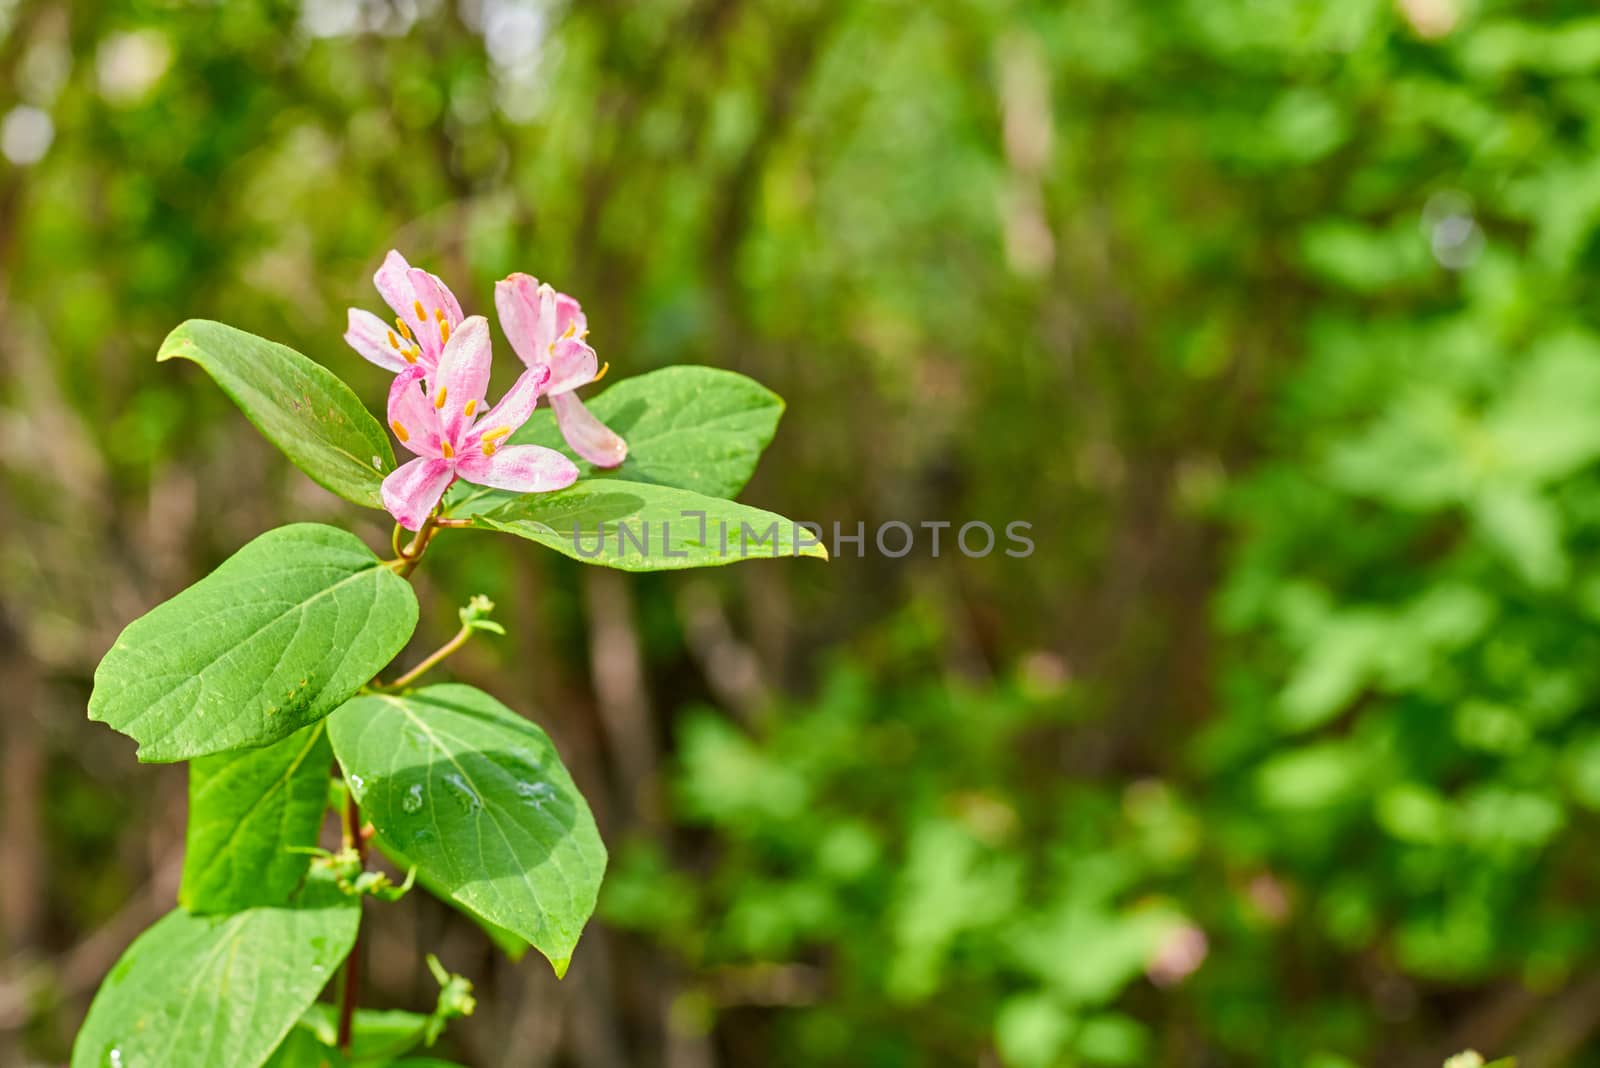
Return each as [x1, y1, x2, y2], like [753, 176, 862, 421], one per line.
[4, 0, 1599, 1064]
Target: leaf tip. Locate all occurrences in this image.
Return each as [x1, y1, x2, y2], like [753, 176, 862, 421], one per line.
[156, 320, 205, 364]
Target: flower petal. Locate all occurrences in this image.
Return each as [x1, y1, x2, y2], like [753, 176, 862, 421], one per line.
[381, 456, 456, 531]
[406, 266, 464, 329]
[455, 444, 579, 494]
[387, 365, 443, 458]
[432, 315, 494, 445]
[467, 365, 552, 450]
[494, 272, 555, 370]
[373, 249, 418, 322]
[546, 337, 599, 395]
[373, 250, 464, 367]
[555, 292, 586, 339]
[344, 309, 414, 373]
[551, 390, 628, 468]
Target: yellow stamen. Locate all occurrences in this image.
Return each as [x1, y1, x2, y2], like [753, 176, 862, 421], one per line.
[387, 330, 400, 350]
[562, 322, 578, 339]
[592, 361, 610, 383]
[434, 386, 448, 410]
[481, 441, 497, 457]
[396, 318, 414, 341]
[439, 319, 450, 344]
[464, 399, 477, 416]
[413, 300, 426, 322]
[441, 440, 455, 459]
[390, 420, 410, 442]
[435, 308, 447, 323]
[481, 425, 512, 443]
[403, 348, 418, 365]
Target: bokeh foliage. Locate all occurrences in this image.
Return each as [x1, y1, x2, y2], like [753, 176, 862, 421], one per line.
[4, 0, 1600, 1064]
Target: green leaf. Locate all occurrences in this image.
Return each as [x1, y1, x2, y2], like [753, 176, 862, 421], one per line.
[448, 366, 784, 515]
[159, 319, 394, 508]
[467, 480, 829, 572]
[275, 1004, 430, 1066]
[181, 723, 333, 912]
[71, 894, 358, 1068]
[89, 524, 419, 762]
[261, 1027, 348, 1068]
[327, 684, 606, 976]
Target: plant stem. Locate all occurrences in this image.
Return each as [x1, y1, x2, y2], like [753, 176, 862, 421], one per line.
[340, 511, 453, 1049]
[374, 623, 473, 692]
[336, 787, 365, 1052]
[395, 513, 441, 578]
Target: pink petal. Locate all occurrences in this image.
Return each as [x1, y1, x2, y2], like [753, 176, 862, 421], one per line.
[373, 249, 418, 322]
[432, 315, 494, 444]
[381, 457, 456, 531]
[387, 366, 443, 459]
[468, 365, 552, 449]
[554, 293, 586, 339]
[344, 309, 413, 373]
[494, 272, 551, 370]
[455, 444, 579, 494]
[546, 337, 598, 395]
[372, 250, 462, 367]
[551, 390, 628, 468]
[406, 266, 464, 327]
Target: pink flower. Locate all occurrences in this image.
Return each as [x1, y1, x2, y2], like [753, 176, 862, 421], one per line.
[381, 316, 580, 530]
[495, 273, 628, 468]
[345, 249, 466, 375]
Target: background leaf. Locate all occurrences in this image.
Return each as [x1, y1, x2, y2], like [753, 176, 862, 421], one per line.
[180, 722, 333, 913]
[328, 684, 606, 976]
[159, 319, 394, 508]
[71, 893, 358, 1068]
[468, 480, 828, 572]
[89, 524, 418, 761]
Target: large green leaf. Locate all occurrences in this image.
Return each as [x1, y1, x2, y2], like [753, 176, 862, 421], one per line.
[180, 723, 333, 912]
[89, 524, 418, 762]
[327, 684, 606, 976]
[159, 319, 394, 508]
[448, 366, 784, 515]
[467, 480, 829, 572]
[71, 891, 358, 1068]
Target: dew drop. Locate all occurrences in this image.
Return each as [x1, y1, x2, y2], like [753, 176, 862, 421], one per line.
[401, 782, 424, 813]
[108, 1048, 125, 1068]
[347, 774, 364, 792]
[516, 781, 557, 806]
[444, 773, 481, 811]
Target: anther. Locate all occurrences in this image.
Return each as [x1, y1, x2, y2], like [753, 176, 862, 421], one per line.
[441, 440, 455, 459]
[464, 399, 477, 417]
[390, 420, 410, 442]
[592, 361, 610, 383]
[396, 318, 414, 341]
[413, 300, 426, 322]
[434, 386, 448, 410]
[439, 320, 450, 344]
[387, 331, 400, 350]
